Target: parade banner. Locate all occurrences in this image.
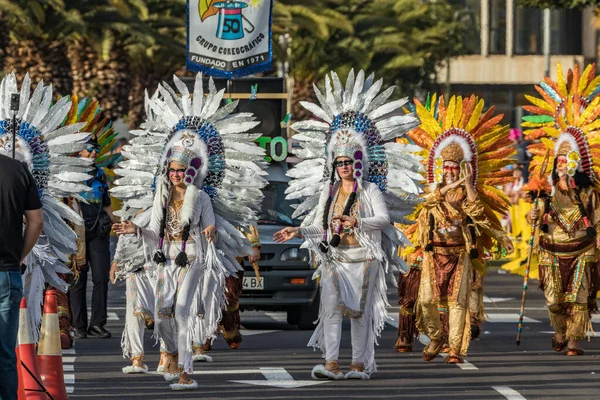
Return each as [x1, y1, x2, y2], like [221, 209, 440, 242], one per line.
[186, 0, 273, 78]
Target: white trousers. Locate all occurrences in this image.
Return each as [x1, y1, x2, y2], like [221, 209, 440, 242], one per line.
[122, 271, 155, 359]
[155, 242, 202, 373]
[320, 254, 379, 366]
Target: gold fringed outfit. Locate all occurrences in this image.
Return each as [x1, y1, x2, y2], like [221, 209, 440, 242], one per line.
[523, 63, 600, 344]
[406, 94, 514, 359]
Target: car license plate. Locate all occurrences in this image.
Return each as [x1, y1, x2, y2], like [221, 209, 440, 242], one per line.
[243, 276, 264, 290]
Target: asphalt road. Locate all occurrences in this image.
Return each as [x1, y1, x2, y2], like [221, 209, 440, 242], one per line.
[64, 267, 600, 399]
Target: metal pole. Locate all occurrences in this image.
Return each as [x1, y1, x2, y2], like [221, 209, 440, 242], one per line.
[543, 8, 551, 77]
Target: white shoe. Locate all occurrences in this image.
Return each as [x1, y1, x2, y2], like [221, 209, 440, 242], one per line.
[122, 364, 149, 374]
[170, 379, 198, 391]
[163, 372, 180, 382]
[192, 354, 213, 362]
[345, 371, 370, 380]
[156, 365, 166, 373]
[311, 364, 345, 380]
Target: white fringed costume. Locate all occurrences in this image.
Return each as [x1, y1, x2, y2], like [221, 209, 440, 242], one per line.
[111, 74, 267, 388]
[286, 70, 423, 377]
[0, 72, 93, 342]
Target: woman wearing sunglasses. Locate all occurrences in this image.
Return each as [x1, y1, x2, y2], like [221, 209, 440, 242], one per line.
[275, 70, 423, 380]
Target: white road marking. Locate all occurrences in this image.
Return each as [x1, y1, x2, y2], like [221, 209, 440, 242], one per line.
[485, 314, 540, 323]
[148, 368, 266, 376]
[64, 374, 75, 385]
[540, 330, 600, 337]
[493, 386, 527, 400]
[88, 311, 119, 321]
[483, 296, 514, 303]
[388, 313, 541, 329]
[231, 367, 329, 388]
[264, 312, 287, 322]
[418, 335, 478, 369]
[239, 329, 281, 336]
[439, 354, 478, 370]
[62, 348, 75, 393]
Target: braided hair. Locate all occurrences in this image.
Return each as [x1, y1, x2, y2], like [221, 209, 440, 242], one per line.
[318, 162, 359, 252]
[175, 223, 191, 267]
[319, 168, 336, 253]
[329, 181, 358, 248]
[153, 196, 168, 264]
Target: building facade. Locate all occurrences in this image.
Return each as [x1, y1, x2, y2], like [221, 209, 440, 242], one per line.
[439, 0, 597, 126]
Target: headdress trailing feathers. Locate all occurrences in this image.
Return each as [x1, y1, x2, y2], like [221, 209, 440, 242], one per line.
[110, 73, 267, 347]
[0, 72, 94, 341]
[522, 63, 600, 237]
[286, 69, 424, 274]
[523, 63, 600, 184]
[406, 93, 514, 256]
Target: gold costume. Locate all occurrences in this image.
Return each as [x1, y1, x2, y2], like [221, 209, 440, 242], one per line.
[532, 188, 600, 340]
[523, 63, 600, 348]
[406, 93, 514, 360]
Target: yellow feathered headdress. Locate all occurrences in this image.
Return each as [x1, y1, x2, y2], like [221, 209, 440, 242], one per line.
[523, 63, 600, 184]
[407, 94, 514, 215]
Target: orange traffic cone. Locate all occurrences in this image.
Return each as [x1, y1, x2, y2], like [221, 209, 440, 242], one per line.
[37, 291, 68, 400]
[16, 346, 26, 400]
[17, 298, 46, 400]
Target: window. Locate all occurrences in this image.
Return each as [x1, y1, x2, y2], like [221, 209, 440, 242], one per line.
[489, 0, 506, 54]
[550, 9, 581, 55]
[451, 0, 482, 54]
[514, 7, 543, 55]
[514, 8, 581, 55]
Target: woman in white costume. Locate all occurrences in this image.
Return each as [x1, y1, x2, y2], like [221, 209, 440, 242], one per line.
[113, 74, 267, 390]
[274, 70, 423, 379]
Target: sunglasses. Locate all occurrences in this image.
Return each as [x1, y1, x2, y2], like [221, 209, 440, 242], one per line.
[168, 168, 186, 175]
[334, 160, 353, 168]
[86, 146, 99, 153]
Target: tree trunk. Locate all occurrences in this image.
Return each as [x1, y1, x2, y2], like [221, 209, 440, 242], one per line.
[3, 39, 72, 95]
[67, 38, 130, 121]
[292, 77, 317, 122]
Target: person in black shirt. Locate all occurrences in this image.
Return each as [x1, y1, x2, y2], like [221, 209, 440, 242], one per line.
[0, 154, 43, 400]
[70, 143, 116, 339]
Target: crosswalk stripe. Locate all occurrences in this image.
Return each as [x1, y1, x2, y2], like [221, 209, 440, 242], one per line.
[88, 311, 120, 321]
[493, 386, 527, 400]
[485, 314, 540, 323]
[64, 374, 75, 385]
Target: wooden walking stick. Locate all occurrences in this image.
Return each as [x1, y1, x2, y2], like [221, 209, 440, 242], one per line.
[516, 150, 550, 345]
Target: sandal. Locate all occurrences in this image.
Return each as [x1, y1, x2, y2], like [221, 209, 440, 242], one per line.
[445, 354, 464, 364]
[565, 348, 584, 356]
[394, 338, 412, 353]
[345, 363, 370, 380]
[395, 345, 412, 353]
[170, 373, 198, 391]
[311, 361, 345, 380]
[551, 335, 567, 352]
[422, 340, 443, 362]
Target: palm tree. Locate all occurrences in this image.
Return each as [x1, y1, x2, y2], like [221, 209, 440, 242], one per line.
[0, 1, 73, 92]
[352, 0, 468, 98]
[272, 0, 357, 120]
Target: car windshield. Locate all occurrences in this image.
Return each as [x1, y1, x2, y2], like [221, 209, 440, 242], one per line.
[258, 181, 301, 226]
